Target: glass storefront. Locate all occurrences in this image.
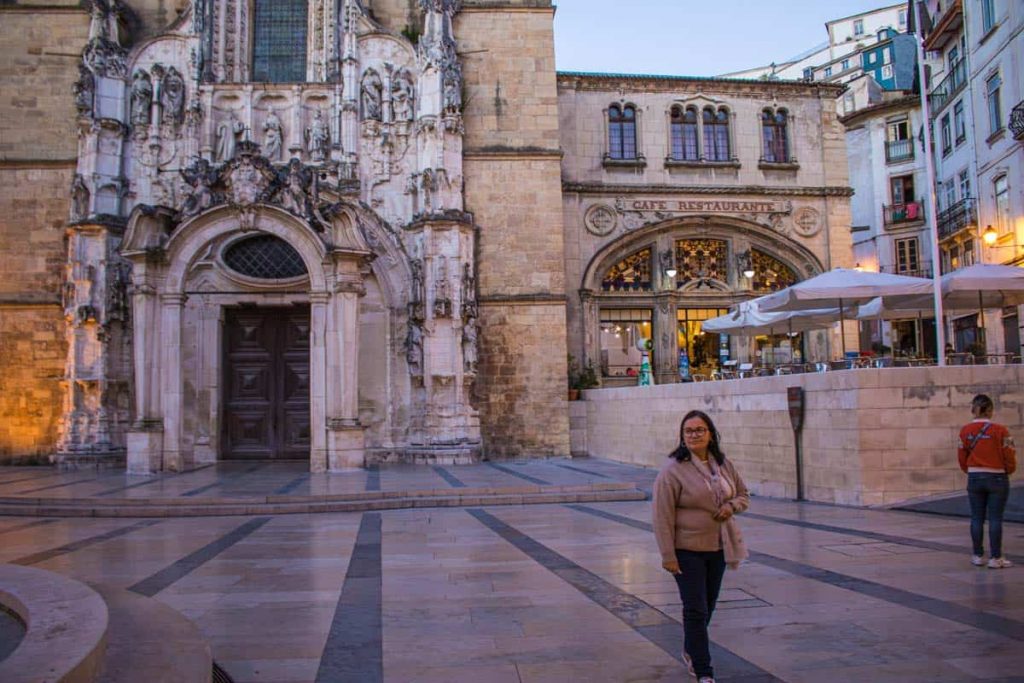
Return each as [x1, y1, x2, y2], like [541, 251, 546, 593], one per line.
[599, 309, 652, 378]
[677, 308, 728, 378]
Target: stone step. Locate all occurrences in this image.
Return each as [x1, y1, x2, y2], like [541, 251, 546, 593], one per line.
[91, 585, 212, 683]
[0, 485, 647, 518]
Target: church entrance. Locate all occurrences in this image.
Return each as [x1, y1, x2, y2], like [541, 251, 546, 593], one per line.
[222, 307, 311, 460]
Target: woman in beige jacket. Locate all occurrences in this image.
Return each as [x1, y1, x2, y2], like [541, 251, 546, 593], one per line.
[653, 409, 749, 683]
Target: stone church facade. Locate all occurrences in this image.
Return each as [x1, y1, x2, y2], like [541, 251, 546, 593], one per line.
[0, 0, 852, 470]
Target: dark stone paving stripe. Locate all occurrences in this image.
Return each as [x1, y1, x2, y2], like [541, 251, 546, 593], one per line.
[743, 511, 1024, 564]
[180, 463, 266, 497]
[365, 465, 381, 492]
[568, 504, 1024, 642]
[0, 519, 59, 537]
[13, 476, 101, 494]
[431, 465, 467, 488]
[0, 472, 64, 486]
[486, 462, 550, 485]
[12, 520, 161, 566]
[468, 508, 780, 682]
[315, 513, 382, 683]
[274, 473, 310, 495]
[94, 477, 164, 497]
[553, 462, 612, 479]
[128, 517, 272, 597]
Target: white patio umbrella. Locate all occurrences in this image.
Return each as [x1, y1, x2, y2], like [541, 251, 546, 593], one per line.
[756, 268, 936, 357]
[939, 263, 1024, 344]
[702, 306, 842, 336]
[856, 296, 935, 358]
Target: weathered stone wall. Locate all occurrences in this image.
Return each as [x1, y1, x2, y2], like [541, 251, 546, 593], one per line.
[577, 366, 1024, 506]
[458, 2, 569, 459]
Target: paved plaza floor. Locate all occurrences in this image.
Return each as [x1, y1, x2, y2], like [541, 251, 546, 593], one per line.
[1, 458, 1023, 682]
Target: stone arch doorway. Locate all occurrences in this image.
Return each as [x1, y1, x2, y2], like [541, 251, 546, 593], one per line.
[579, 216, 824, 384]
[122, 203, 391, 473]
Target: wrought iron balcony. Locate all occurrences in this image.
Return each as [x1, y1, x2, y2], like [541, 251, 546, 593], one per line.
[883, 202, 925, 227]
[1011, 101, 1024, 140]
[936, 197, 976, 240]
[885, 139, 914, 163]
[881, 264, 934, 279]
[929, 60, 967, 115]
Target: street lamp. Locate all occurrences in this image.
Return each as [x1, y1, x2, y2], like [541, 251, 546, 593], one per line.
[983, 224, 998, 246]
[736, 250, 755, 279]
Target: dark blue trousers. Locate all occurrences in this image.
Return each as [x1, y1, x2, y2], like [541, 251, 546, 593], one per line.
[673, 548, 726, 679]
[967, 472, 1010, 557]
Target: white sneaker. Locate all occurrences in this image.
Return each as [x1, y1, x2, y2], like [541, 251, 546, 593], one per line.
[988, 557, 1013, 569]
[698, 678, 716, 683]
[681, 652, 695, 677]
[971, 555, 985, 566]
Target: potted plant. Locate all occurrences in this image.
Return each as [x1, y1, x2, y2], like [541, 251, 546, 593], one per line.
[568, 355, 599, 400]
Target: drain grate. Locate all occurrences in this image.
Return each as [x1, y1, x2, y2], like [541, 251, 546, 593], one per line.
[213, 662, 235, 683]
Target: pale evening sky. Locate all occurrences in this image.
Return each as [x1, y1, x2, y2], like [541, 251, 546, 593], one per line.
[553, 0, 906, 78]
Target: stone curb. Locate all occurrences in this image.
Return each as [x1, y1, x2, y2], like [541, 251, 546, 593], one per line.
[0, 487, 647, 518]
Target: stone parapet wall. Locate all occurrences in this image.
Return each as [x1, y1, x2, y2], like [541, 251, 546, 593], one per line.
[578, 366, 1024, 506]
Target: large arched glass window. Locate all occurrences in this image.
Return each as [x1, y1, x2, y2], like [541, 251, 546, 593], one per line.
[675, 239, 728, 288]
[703, 107, 731, 161]
[601, 248, 652, 291]
[762, 108, 790, 163]
[670, 106, 699, 161]
[608, 105, 638, 160]
[252, 0, 309, 83]
[750, 249, 798, 292]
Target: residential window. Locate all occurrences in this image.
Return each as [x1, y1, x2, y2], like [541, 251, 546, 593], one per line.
[891, 175, 915, 205]
[940, 113, 952, 155]
[252, 0, 309, 83]
[898, 9, 907, 26]
[995, 176, 1010, 233]
[963, 238, 976, 266]
[986, 73, 1002, 136]
[882, 64, 893, 80]
[761, 108, 790, 163]
[824, 66, 832, 78]
[895, 238, 920, 274]
[702, 107, 730, 162]
[608, 104, 638, 160]
[982, 0, 996, 33]
[953, 100, 966, 143]
[854, 19, 864, 36]
[883, 47, 891, 64]
[841, 59, 850, 71]
[948, 45, 959, 70]
[944, 179, 957, 208]
[670, 106, 699, 161]
[803, 67, 814, 81]
[843, 92, 856, 115]
[959, 169, 971, 200]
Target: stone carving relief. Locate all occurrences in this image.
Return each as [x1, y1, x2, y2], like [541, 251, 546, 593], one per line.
[73, 64, 95, 117]
[792, 206, 822, 238]
[277, 159, 312, 219]
[460, 262, 477, 320]
[432, 258, 452, 318]
[82, 0, 129, 79]
[584, 204, 617, 236]
[305, 109, 330, 162]
[410, 259, 426, 321]
[406, 321, 423, 379]
[222, 143, 276, 208]
[262, 109, 284, 161]
[179, 157, 218, 218]
[161, 67, 186, 127]
[392, 69, 414, 123]
[130, 70, 153, 127]
[462, 321, 478, 374]
[215, 114, 244, 162]
[361, 69, 383, 122]
[71, 175, 91, 222]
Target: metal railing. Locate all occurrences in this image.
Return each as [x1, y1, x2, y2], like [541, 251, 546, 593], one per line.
[885, 139, 915, 163]
[1011, 101, 1024, 140]
[883, 202, 925, 227]
[936, 197, 976, 240]
[880, 264, 934, 279]
[929, 60, 967, 115]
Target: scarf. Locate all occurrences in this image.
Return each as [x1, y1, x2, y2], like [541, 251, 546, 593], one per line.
[693, 456, 749, 569]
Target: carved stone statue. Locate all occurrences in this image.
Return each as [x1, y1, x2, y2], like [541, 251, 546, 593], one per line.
[406, 322, 423, 377]
[442, 65, 462, 114]
[460, 262, 477, 320]
[215, 115, 244, 162]
[392, 72, 414, 122]
[73, 64, 94, 116]
[410, 259, 424, 305]
[130, 70, 153, 127]
[262, 110, 283, 161]
[361, 70, 383, 121]
[179, 158, 217, 217]
[278, 159, 310, 218]
[462, 320, 478, 373]
[161, 67, 185, 126]
[71, 175, 90, 221]
[305, 110, 330, 162]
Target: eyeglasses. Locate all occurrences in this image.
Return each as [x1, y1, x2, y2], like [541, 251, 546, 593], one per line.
[683, 427, 708, 437]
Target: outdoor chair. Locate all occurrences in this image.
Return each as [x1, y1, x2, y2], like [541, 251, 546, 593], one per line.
[738, 362, 754, 378]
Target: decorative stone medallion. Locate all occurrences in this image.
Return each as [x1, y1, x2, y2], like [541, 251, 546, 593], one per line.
[793, 207, 821, 237]
[584, 204, 617, 236]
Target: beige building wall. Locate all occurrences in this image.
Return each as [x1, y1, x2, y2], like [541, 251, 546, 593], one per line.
[457, 1, 570, 458]
[0, 5, 89, 459]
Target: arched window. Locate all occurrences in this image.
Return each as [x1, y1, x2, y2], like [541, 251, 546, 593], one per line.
[762, 108, 790, 163]
[675, 239, 728, 288]
[670, 106, 699, 161]
[601, 248, 652, 291]
[750, 249, 798, 292]
[608, 105, 638, 160]
[252, 0, 309, 83]
[703, 107, 731, 161]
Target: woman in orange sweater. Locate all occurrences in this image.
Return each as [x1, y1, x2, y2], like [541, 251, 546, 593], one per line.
[653, 410, 749, 683]
[959, 394, 1017, 569]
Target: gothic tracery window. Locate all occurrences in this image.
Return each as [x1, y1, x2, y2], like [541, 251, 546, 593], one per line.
[608, 105, 638, 160]
[703, 107, 731, 161]
[670, 106, 699, 161]
[602, 248, 652, 291]
[762, 108, 791, 163]
[252, 0, 309, 83]
[675, 240, 728, 288]
[750, 249, 798, 292]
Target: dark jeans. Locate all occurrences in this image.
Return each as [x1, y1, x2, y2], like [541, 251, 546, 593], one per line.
[967, 473, 1010, 557]
[673, 548, 727, 679]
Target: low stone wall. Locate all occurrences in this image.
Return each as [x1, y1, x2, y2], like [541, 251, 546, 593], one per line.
[576, 366, 1024, 506]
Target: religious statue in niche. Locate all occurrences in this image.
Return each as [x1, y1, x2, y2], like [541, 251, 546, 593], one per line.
[433, 259, 453, 319]
[460, 262, 477, 320]
[409, 259, 425, 321]
[405, 321, 423, 378]
[160, 67, 185, 126]
[263, 109, 283, 161]
[305, 110, 330, 162]
[73, 64, 94, 117]
[277, 159, 311, 219]
[361, 69, 383, 121]
[130, 69, 152, 127]
[215, 114, 244, 162]
[392, 71, 414, 123]
[179, 158, 217, 218]
[442, 65, 461, 115]
[70, 175, 90, 221]
[462, 320, 478, 374]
